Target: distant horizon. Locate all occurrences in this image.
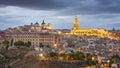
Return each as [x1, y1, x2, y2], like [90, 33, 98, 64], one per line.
[1, 20, 119, 31]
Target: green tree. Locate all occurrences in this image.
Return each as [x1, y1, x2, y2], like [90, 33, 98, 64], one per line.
[14, 41, 24, 47]
[39, 43, 44, 48]
[86, 59, 96, 66]
[27, 41, 31, 47]
[24, 41, 31, 47]
[86, 53, 92, 60]
[67, 52, 85, 60]
[47, 52, 58, 58]
[3, 40, 9, 45]
[14, 42, 18, 46]
[109, 54, 120, 67]
[2, 40, 9, 50]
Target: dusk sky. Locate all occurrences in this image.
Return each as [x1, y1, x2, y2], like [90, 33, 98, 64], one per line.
[0, 0, 120, 30]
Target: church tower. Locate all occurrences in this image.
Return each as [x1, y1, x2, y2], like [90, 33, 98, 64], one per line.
[73, 16, 79, 30]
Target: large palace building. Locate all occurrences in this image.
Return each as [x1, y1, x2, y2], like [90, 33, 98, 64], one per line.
[13, 32, 60, 48]
[71, 16, 119, 40]
[12, 20, 60, 48]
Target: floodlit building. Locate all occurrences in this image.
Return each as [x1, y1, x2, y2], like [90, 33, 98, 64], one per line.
[16, 20, 51, 32]
[71, 16, 119, 40]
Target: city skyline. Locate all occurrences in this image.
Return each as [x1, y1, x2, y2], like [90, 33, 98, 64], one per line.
[0, 0, 120, 30]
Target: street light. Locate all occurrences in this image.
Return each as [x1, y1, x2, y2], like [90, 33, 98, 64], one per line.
[92, 56, 95, 61]
[54, 43, 57, 49]
[107, 60, 110, 68]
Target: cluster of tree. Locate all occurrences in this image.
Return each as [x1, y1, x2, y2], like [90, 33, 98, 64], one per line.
[45, 51, 97, 66]
[59, 52, 97, 65]
[109, 54, 120, 67]
[85, 53, 97, 66]
[2, 40, 9, 50]
[14, 41, 31, 47]
[59, 52, 85, 60]
[86, 58, 97, 66]
[39, 43, 44, 48]
[46, 52, 58, 58]
[38, 43, 51, 48]
[111, 54, 120, 59]
[67, 52, 85, 60]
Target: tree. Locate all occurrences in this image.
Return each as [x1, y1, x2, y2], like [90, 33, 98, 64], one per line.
[14, 41, 24, 47]
[14, 42, 18, 46]
[47, 52, 58, 58]
[85, 53, 92, 60]
[2, 40, 9, 50]
[67, 52, 85, 60]
[3, 40, 9, 46]
[14, 41, 31, 47]
[24, 41, 31, 47]
[39, 43, 44, 48]
[109, 54, 120, 67]
[86, 59, 96, 66]
[27, 41, 31, 46]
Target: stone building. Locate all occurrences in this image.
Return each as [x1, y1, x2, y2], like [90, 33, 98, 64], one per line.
[41, 20, 51, 29]
[16, 20, 51, 33]
[71, 16, 119, 40]
[13, 32, 60, 48]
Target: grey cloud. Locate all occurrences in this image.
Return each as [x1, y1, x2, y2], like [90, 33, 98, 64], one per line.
[0, 15, 27, 29]
[0, 0, 120, 15]
[0, 0, 120, 30]
[58, 0, 120, 15]
[0, 0, 70, 10]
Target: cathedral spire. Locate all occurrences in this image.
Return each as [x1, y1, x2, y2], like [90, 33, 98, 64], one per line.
[73, 16, 79, 29]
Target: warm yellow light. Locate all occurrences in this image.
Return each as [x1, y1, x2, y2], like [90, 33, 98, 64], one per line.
[92, 56, 95, 61]
[85, 66, 91, 68]
[54, 44, 57, 48]
[70, 17, 120, 40]
[104, 64, 107, 66]
[101, 64, 103, 67]
[98, 59, 101, 63]
[38, 53, 44, 58]
[54, 44, 57, 47]
[58, 31, 61, 34]
[58, 57, 64, 60]
[107, 60, 110, 63]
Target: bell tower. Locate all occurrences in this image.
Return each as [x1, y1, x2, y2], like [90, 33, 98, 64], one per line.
[73, 16, 79, 30]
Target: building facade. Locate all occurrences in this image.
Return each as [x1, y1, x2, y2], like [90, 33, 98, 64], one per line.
[16, 20, 51, 33]
[13, 32, 59, 48]
[71, 16, 119, 40]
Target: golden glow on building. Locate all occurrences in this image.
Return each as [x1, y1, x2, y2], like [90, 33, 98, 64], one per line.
[71, 16, 119, 40]
[38, 53, 44, 58]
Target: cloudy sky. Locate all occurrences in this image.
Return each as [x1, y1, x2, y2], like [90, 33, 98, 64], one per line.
[0, 0, 120, 30]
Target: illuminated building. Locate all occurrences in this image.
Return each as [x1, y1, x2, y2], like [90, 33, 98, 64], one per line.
[13, 32, 59, 48]
[41, 20, 51, 29]
[71, 16, 119, 40]
[17, 20, 51, 32]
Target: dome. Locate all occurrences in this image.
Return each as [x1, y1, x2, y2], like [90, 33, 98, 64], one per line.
[35, 22, 39, 25]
